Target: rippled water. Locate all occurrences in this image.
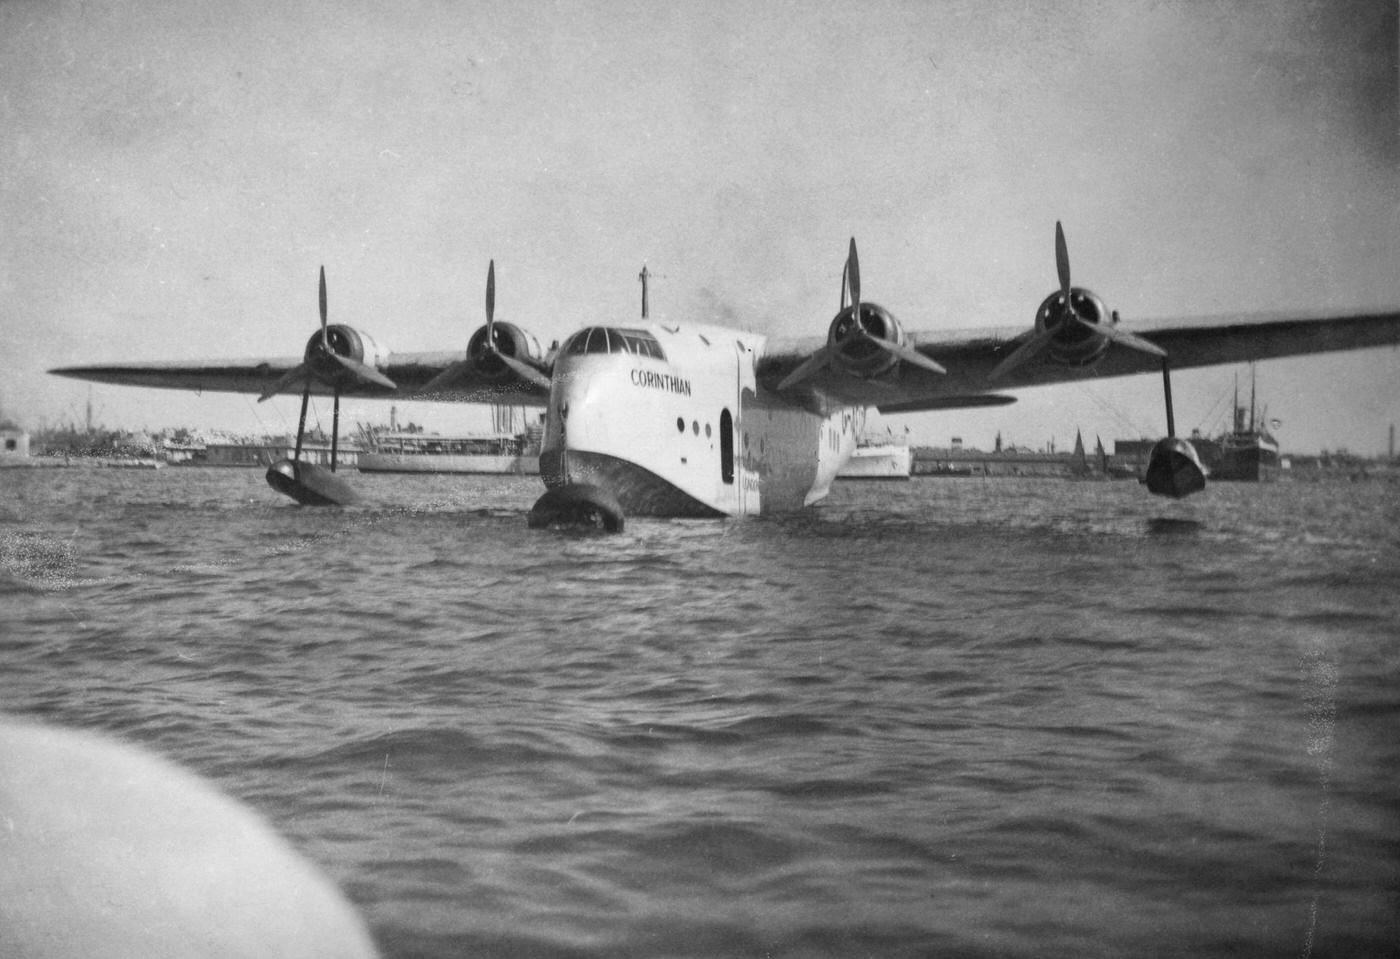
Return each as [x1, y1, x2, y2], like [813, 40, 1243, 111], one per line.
[3, 466, 1398, 957]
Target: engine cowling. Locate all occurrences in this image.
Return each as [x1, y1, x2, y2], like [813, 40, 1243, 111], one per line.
[302, 325, 391, 388]
[466, 321, 544, 384]
[1033, 286, 1113, 368]
[827, 302, 906, 379]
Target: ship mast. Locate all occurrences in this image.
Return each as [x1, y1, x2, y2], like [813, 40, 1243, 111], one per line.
[1248, 365, 1257, 433]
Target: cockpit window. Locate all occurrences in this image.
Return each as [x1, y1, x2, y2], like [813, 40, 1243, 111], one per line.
[618, 329, 666, 359]
[563, 326, 666, 360]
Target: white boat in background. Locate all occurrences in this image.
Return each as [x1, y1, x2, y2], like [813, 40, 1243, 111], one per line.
[357, 431, 540, 475]
[357, 404, 541, 476]
[838, 441, 912, 480]
[838, 414, 912, 480]
[100, 457, 165, 469]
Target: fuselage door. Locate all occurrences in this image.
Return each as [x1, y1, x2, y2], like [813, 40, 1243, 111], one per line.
[720, 408, 734, 485]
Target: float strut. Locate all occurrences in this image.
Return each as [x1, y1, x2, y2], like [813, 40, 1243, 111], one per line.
[1161, 358, 1176, 438]
[331, 390, 341, 472]
[294, 387, 310, 462]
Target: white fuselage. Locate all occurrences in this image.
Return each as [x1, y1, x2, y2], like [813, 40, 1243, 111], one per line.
[538, 320, 858, 517]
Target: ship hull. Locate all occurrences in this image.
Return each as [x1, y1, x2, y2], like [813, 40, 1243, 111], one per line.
[1207, 433, 1281, 482]
[356, 453, 539, 475]
[1209, 445, 1281, 482]
[837, 445, 912, 480]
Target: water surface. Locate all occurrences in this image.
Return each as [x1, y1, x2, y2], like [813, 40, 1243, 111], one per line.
[3, 467, 1397, 957]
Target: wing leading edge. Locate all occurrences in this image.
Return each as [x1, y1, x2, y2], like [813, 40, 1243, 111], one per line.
[49, 350, 553, 407]
[759, 309, 1400, 412]
[51, 310, 1400, 414]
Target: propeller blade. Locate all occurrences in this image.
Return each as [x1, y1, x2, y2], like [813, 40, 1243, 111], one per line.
[329, 353, 397, 390]
[847, 238, 861, 324]
[319, 266, 329, 348]
[1055, 221, 1071, 309]
[989, 326, 1058, 381]
[487, 260, 495, 321]
[258, 363, 310, 402]
[839, 259, 848, 313]
[483, 258, 550, 387]
[777, 344, 837, 392]
[422, 353, 551, 394]
[418, 360, 470, 395]
[864, 333, 947, 375]
[485, 259, 496, 349]
[1072, 315, 1166, 358]
[497, 352, 553, 390]
[331, 388, 341, 472]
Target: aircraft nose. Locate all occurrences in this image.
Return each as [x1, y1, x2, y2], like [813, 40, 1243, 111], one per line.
[545, 364, 601, 445]
[540, 369, 588, 484]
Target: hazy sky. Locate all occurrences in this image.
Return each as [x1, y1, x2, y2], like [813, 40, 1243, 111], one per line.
[4, 0, 1398, 453]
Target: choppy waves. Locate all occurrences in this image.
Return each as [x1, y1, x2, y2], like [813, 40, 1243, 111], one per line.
[3, 467, 1398, 957]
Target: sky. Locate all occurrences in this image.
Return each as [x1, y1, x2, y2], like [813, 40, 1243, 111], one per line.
[3, 0, 1398, 454]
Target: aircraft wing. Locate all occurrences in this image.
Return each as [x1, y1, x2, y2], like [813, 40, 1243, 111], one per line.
[49, 350, 553, 406]
[759, 310, 1400, 411]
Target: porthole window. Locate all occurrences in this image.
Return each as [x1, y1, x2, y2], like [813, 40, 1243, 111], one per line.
[692, 421, 699, 435]
[676, 417, 685, 432]
[705, 423, 712, 438]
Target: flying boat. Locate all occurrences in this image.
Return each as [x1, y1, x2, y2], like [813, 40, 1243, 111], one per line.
[52, 224, 1400, 529]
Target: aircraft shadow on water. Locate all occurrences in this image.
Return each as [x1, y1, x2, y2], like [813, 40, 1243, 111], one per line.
[52, 224, 1400, 531]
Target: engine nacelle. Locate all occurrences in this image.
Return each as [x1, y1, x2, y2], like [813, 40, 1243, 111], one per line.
[467, 321, 544, 384]
[303, 325, 391, 388]
[1034, 287, 1113, 368]
[827, 302, 906, 379]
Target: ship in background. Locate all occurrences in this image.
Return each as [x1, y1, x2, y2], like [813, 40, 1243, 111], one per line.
[356, 404, 542, 475]
[1195, 368, 1282, 482]
[838, 439, 913, 479]
[837, 414, 912, 480]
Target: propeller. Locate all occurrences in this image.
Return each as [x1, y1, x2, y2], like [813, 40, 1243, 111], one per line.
[258, 267, 396, 402]
[483, 263, 552, 389]
[420, 261, 551, 394]
[1055, 223, 1164, 358]
[777, 239, 944, 392]
[989, 222, 1165, 381]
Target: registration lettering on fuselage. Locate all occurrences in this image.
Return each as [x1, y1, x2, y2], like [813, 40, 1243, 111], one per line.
[630, 368, 692, 396]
